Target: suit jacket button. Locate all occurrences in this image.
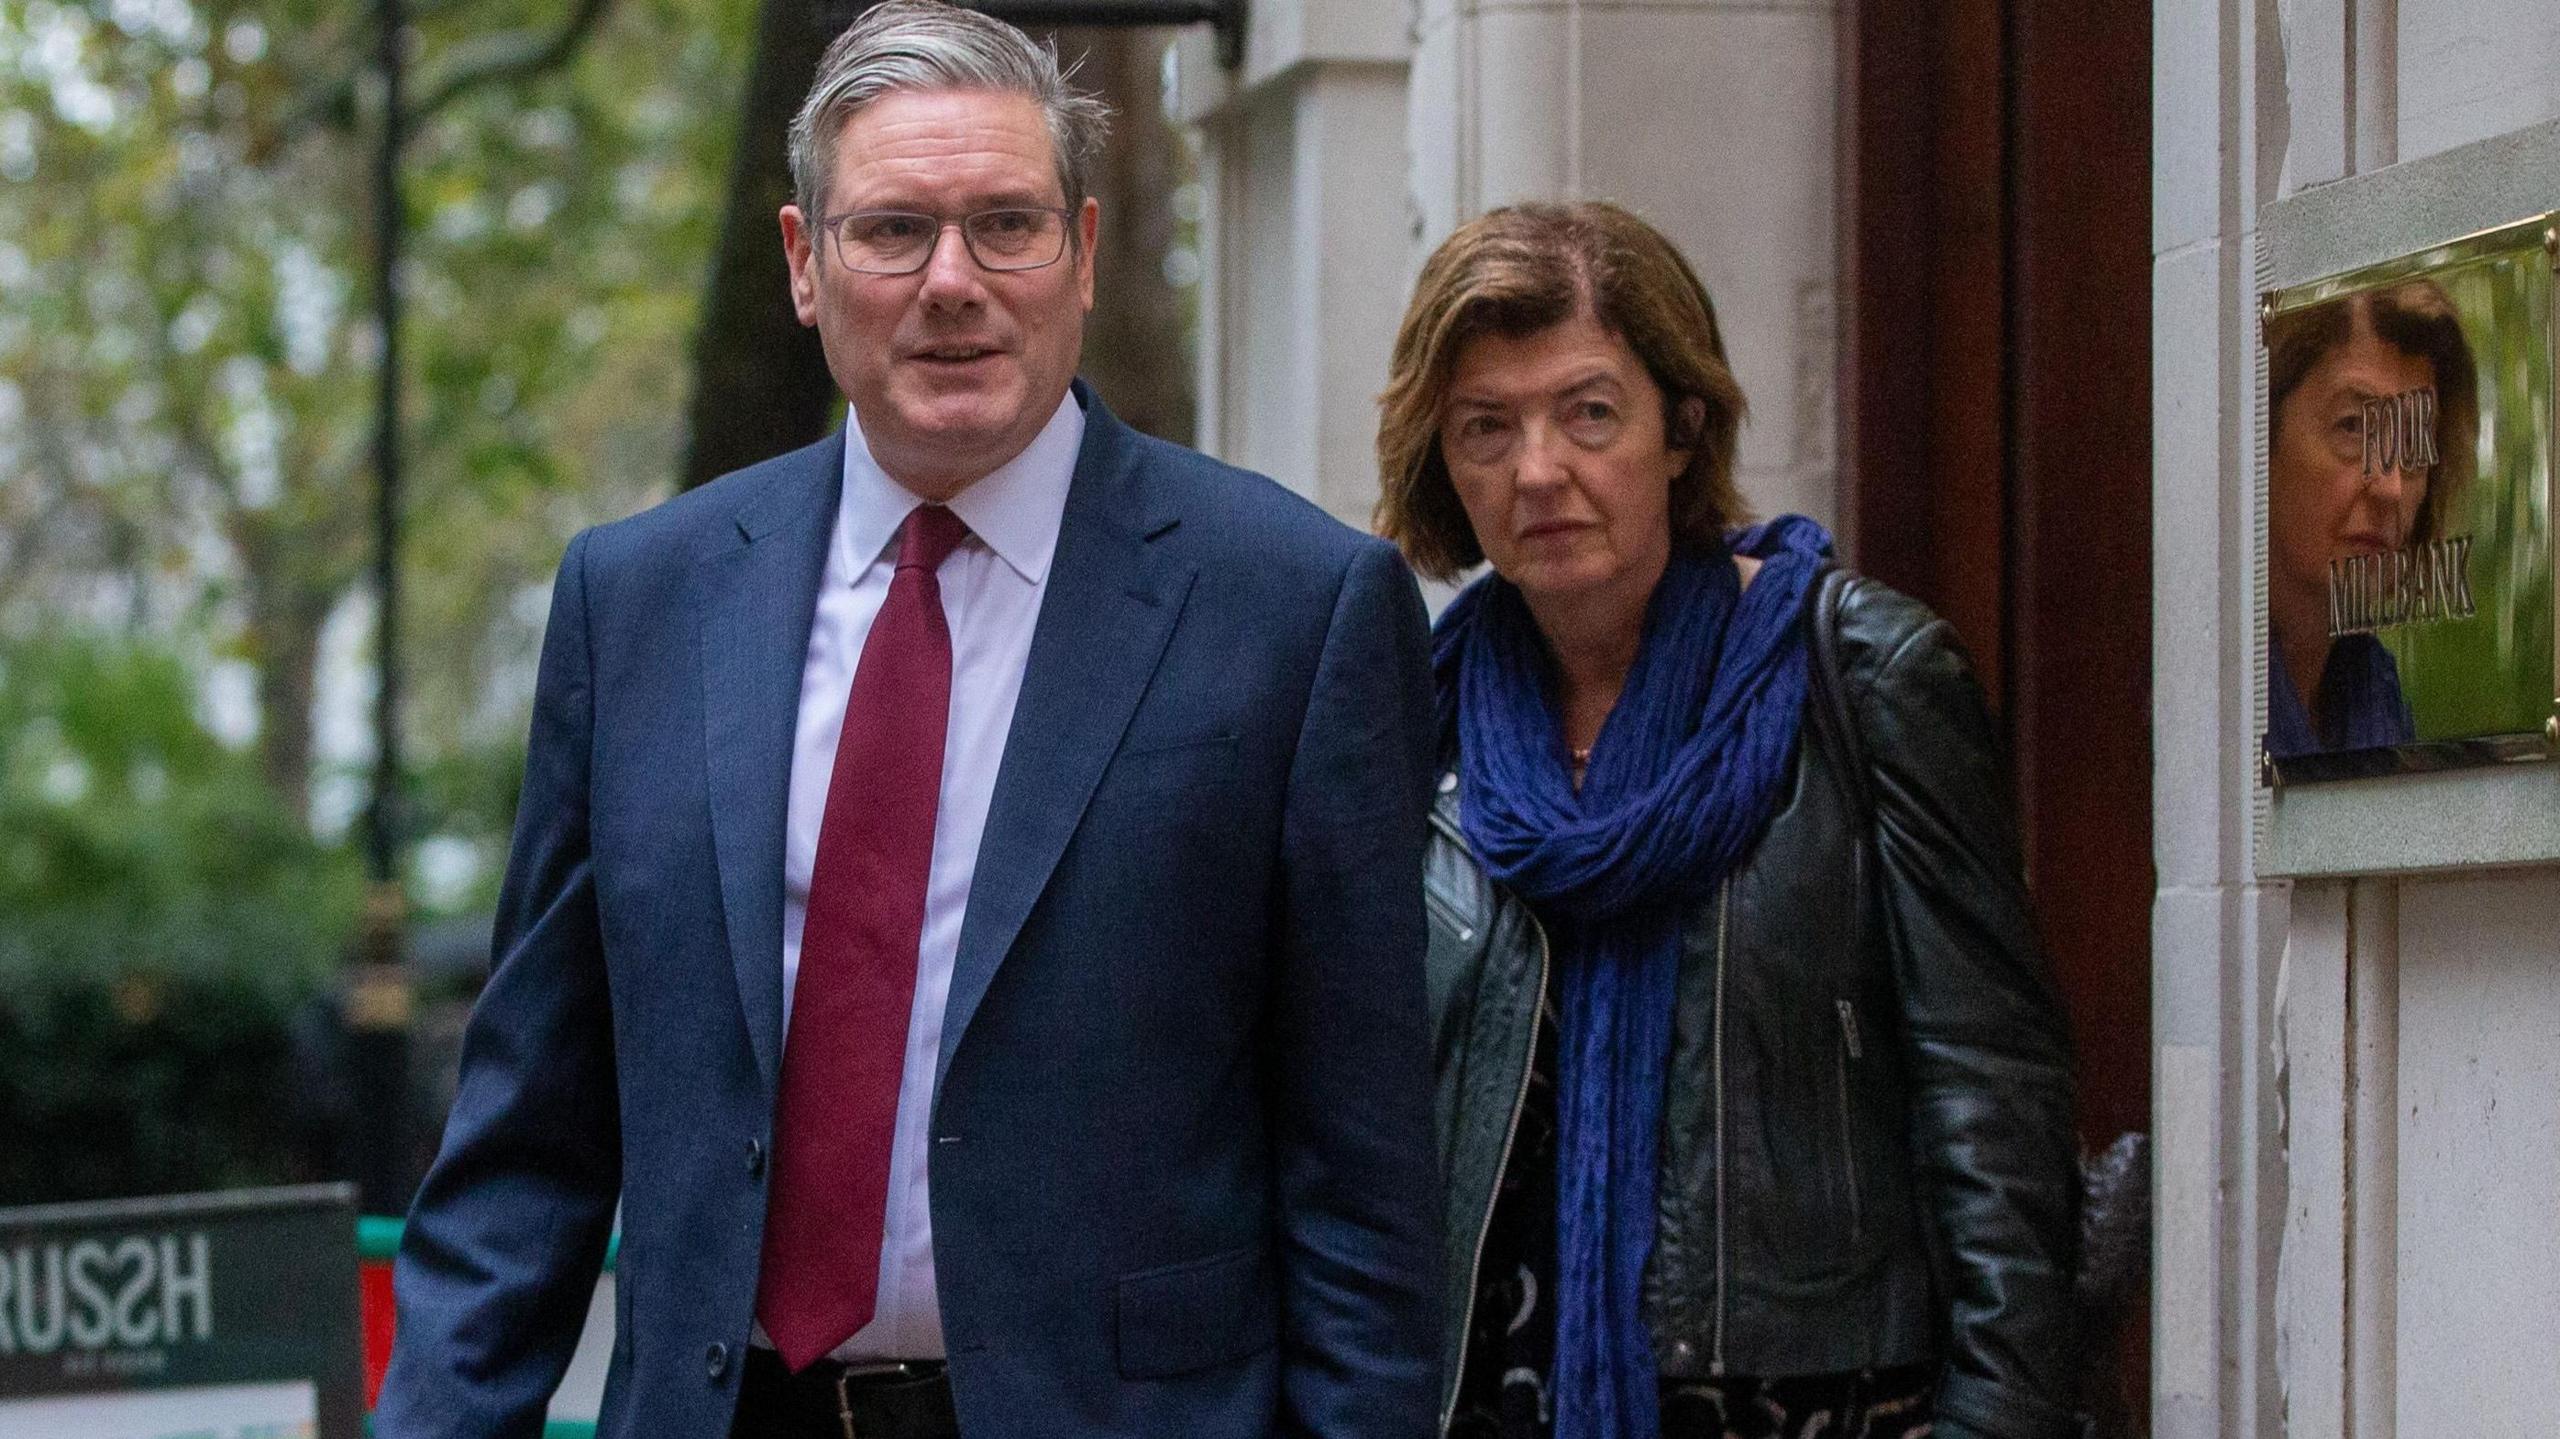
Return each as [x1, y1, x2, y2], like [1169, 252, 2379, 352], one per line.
[745, 1138, 766, 1178]
[1668, 1338, 1697, 1367]
[705, 1342, 730, 1380]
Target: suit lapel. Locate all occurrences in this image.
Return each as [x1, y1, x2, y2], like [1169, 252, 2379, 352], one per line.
[697, 435, 842, 1091]
[937, 397, 1195, 1091]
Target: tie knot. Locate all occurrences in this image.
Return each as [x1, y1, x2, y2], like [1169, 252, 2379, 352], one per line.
[897, 505, 970, 573]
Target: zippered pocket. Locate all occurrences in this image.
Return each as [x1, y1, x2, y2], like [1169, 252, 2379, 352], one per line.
[1422, 884, 1477, 945]
[1833, 998, 1864, 1244]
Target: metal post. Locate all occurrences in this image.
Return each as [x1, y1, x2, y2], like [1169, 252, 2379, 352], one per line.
[353, 0, 418, 1218]
[370, 0, 405, 890]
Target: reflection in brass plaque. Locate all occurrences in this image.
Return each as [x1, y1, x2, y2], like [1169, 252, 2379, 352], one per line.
[2260, 213, 2559, 783]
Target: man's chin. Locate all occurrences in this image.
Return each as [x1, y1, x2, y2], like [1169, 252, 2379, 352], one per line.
[893, 376, 1020, 429]
[861, 392, 1042, 490]
[898, 407, 1014, 452]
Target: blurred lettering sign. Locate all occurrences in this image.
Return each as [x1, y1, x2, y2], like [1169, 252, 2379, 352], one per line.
[0, 1186, 359, 1439]
[2260, 212, 2560, 782]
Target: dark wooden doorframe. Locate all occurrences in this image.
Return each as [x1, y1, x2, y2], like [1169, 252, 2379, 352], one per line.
[2005, 0, 2155, 1155]
[1838, 7, 2153, 1428]
[1837, 0, 2013, 695]
[1838, 0, 2153, 1150]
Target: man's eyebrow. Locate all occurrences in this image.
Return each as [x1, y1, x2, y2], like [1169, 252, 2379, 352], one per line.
[844, 187, 1058, 213]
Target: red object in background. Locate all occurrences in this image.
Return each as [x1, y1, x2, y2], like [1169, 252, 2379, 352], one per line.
[361, 1258, 398, 1406]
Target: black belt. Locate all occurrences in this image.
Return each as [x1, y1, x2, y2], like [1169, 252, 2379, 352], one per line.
[735, 1346, 958, 1439]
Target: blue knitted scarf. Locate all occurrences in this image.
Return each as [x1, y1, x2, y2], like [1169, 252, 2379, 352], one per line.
[1433, 515, 1831, 1439]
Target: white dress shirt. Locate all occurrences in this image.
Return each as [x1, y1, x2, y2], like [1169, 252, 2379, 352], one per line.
[763, 394, 1082, 1361]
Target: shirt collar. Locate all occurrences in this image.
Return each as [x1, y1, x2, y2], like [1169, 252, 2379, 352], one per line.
[835, 393, 1085, 586]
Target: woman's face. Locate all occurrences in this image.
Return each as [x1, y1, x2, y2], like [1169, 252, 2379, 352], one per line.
[2270, 321, 2435, 606]
[1439, 312, 1689, 612]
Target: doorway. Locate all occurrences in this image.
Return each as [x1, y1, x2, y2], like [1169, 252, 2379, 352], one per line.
[1839, 2, 2154, 1431]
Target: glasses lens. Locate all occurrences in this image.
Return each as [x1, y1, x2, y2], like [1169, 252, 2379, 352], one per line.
[965, 209, 1065, 270]
[839, 212, 936, 273]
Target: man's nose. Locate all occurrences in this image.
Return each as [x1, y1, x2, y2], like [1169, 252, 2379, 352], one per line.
[916, 223, 984, 305]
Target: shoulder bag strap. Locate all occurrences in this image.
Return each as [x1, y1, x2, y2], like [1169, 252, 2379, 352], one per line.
[1803, 565, 1883, 988]
[1805, 565, 1875, 825]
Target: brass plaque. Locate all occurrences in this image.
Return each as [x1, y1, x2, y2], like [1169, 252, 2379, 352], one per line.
[2261, 213, 2560, 783]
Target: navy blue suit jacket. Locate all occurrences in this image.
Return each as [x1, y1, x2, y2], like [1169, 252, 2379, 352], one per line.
[377, 389, 1444, 1438]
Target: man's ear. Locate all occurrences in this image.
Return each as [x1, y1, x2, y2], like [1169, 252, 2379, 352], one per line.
[1075, 196, 1100, 312]
[781, 204, 821, 327]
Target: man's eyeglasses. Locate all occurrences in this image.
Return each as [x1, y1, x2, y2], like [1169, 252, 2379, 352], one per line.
[820, 207, 1074, 276]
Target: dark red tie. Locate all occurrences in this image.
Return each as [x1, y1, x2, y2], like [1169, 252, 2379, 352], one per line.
[757, 504, 970, 1371]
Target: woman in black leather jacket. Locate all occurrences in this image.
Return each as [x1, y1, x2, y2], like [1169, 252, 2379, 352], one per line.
[1374, 201, 2078, 1439]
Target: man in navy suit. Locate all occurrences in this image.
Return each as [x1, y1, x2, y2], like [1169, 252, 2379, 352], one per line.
[375, 3, 1443, 1435]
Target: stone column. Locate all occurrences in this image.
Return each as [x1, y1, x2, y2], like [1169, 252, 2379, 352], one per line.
[1171, 1, 1413, 528]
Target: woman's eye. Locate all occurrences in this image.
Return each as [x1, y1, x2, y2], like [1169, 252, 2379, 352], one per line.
[1459, 415, 1504, 437]
[1564, 401, 1621, 438]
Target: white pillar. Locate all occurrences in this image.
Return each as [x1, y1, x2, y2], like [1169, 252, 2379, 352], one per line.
[2150, 0, 2286, 1426]
[2158, 0, 2560, 1431]
[1172, 1, 1412, 529]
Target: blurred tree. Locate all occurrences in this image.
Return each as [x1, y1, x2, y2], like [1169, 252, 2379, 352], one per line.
[0, 633, 361, 971]
[0, 0, 756, 1200]
[0, 0, 751, 870]
[677, 0, 838, 489]
[0, 631, 362, 1201]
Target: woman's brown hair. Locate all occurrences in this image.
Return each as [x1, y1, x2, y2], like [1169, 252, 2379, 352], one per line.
[1375, 201, 1749, 582]
[2265, 278, 2478, 548]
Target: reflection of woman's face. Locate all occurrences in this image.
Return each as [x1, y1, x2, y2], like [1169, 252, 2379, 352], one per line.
[2269, 321, 2435, 607]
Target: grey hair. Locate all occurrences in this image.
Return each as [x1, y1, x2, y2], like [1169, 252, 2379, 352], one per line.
[788, 0, 1115, 220]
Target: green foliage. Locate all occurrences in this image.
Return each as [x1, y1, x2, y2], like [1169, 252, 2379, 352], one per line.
[0, 965, 321, 1202]
[0, 634, 365, 986]
[0, 0, 756, 1201]
[0, 632, 365, 1202]
[0, 0, 754, 853]
[2386, 244, 2557, 738]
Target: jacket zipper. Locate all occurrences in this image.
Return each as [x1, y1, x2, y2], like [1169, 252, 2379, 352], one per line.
[1710, 877, 1732, 1376]
[1440, 910, 1550, 1436]
[1834, 998, 1864, 1244]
